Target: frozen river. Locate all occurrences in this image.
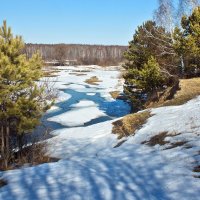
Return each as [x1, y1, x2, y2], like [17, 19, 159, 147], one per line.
[35, 65, 131, 138]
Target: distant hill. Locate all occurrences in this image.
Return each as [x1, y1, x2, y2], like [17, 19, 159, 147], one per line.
[25, 44, 127, 66]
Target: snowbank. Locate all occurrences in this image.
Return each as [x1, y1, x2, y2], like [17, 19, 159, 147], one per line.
[1, 66, 199, 200]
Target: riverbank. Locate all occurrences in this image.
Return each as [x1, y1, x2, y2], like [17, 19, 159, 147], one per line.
[0, 65, 199, 200]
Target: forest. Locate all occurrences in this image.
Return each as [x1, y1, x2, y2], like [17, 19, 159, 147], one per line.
[25, 44, 127, 66]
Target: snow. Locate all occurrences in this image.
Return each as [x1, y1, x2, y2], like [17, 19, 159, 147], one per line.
[70, 100, 97, 108]
[56, 91, 71, 103]
[66, 84, 87, 90]
[0, 65, 200, 200]
[48, 106, 106, 127]
[46, 105, 60, 113]
[133, 96, 200, 146]
[45, 65, 130, 128]
[86, 93, 96, 96]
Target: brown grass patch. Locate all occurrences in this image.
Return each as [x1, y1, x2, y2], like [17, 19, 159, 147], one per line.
[163, 78, 200, 106]
[112, 111, 151, 139]
[142, 132, 189, 150]
[109, 91, 120, 99]
[14, 143, 59, 168]
[76, 74, 87, 76]
[0, 179, 7, 188]
[142, 132, 169, 146]
[72, 70, 91, 73]
[193, 165, 200, 178]
[85, 76, 102, 85]
[193, 165, 200, 173]
[146, 78, 200, 108]
[69, 72, 87, 76]
[158, 78, 200, 107]
[43, 71, 60, 77]
[165, 141, 187, 149]
[0, 142, 59, 171]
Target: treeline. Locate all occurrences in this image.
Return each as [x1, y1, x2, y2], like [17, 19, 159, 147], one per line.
[123, 1, 200, 111]
[25, 44, 127, 66]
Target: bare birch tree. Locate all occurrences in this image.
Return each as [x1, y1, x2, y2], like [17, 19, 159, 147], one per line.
[154, 0, 175, 34]
[177, 0, 200, 24]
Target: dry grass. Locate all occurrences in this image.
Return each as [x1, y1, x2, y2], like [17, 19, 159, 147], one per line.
[76, 74, 87, 76]
[162, 78, 200, 106]
[69, 72, 87, 76]
[112, 111, 151, 139]
[43, 70, 60, 77]
[0, 179, 7, 188]
[165, 141, 187, 150]
[142, 131, 189, 150]
[142, 131, 169, 146]
[146, 78, 200, 108]
[71, 70, 91, 73]
[193, 166, 200, 173]
[85, 76, 102, 85]
[109, 91, 120, 99]
[192, 165, 200, 178]
[0, 142, 59, 171]
[15, 143, 59, 168]
[193, 152, 200, 178]
[152, 78, 200, 107]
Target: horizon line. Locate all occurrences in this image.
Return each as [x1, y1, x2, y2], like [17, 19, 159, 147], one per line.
[25, 43, 128, 47]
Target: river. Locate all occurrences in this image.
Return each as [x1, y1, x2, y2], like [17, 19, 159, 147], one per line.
[33, 65, 131, 140]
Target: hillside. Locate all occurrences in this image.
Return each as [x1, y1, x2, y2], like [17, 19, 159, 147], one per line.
[0, 66, 199, 200]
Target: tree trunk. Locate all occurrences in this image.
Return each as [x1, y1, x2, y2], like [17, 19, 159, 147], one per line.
[180, 55, 185, 75]
[3, 124, 10, 169]
[0, 126, 4, 154]
[0, 125, 5, 169]
[17, 134, 23, 159]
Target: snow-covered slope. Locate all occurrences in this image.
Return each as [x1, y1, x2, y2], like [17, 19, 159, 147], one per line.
[0, 66, 200, 200]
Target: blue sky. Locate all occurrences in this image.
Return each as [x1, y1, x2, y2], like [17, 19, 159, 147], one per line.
[0, 0, 157, 45]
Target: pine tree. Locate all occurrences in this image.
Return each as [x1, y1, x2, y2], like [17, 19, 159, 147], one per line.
[0, 21, 48, 168]
[137, 56, 164, 92]
[174, 6, 200, 76]
[123, 20, 179, 110]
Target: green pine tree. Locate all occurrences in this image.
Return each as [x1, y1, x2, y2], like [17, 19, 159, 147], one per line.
[0, 21, 49, 168]
[174, 6, 200, 76]
[123, 20, 177, 110]
[138, 56, 164, 92]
